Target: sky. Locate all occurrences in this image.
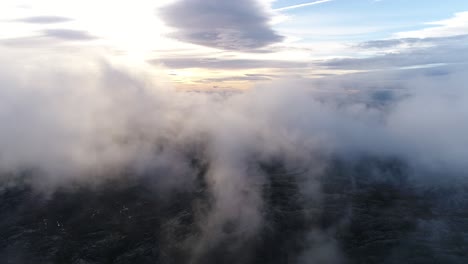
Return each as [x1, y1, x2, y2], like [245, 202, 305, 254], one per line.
[0, 0, 467, 90]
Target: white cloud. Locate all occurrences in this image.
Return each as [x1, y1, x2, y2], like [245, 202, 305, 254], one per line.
[395, 11, 468, 39]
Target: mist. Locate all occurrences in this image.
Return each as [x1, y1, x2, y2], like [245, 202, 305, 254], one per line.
[1, 49, 468, 263]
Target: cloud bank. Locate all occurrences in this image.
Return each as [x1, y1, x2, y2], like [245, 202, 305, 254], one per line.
[0, 48, 468, 262]
[321, 34, 468, 70]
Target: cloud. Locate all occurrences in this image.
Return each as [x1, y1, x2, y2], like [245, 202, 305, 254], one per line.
[199, 74, 274, 83]
[1, 43, 468, 262]
[320, 35, 468, 70]
[356, 34, 468, 49]
[0, 29, 98, 48]
[15, 16, 72, 24]
[0, 36, 59, 48]
[43, 29, 97, 41]
[158, 0, 284, 51]
[395, 11, 468, 39]
[2, 45, 468, 197]
[274, 0, 333, 12]
[155, 57, 308, 69]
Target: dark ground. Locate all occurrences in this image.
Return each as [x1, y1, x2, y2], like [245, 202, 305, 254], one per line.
[1, 158, 467, 264]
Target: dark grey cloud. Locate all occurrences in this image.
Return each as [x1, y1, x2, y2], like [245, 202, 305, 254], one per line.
[154, 57, 307, 69]
[15, 16, 72, 24]
[43, 29, 97, 41]
[158, 0, 284, 51]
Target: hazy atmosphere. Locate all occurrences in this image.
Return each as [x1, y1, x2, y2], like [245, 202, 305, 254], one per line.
[1, 1, 467, 263]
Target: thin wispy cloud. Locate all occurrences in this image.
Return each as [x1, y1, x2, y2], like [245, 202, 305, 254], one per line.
[14, 16, 73, 24]
[274, 0, 333, 12]
[43, 29, 97, 41]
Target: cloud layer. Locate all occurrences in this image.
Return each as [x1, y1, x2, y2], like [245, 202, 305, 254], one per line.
[320, 35, 468, 70]
[1, 46, 468, 262]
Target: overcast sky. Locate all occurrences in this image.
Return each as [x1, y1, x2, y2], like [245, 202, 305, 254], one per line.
[1, 0, 467, 89]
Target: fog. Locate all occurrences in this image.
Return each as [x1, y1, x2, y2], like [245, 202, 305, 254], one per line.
[1, 49, 467, 263]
